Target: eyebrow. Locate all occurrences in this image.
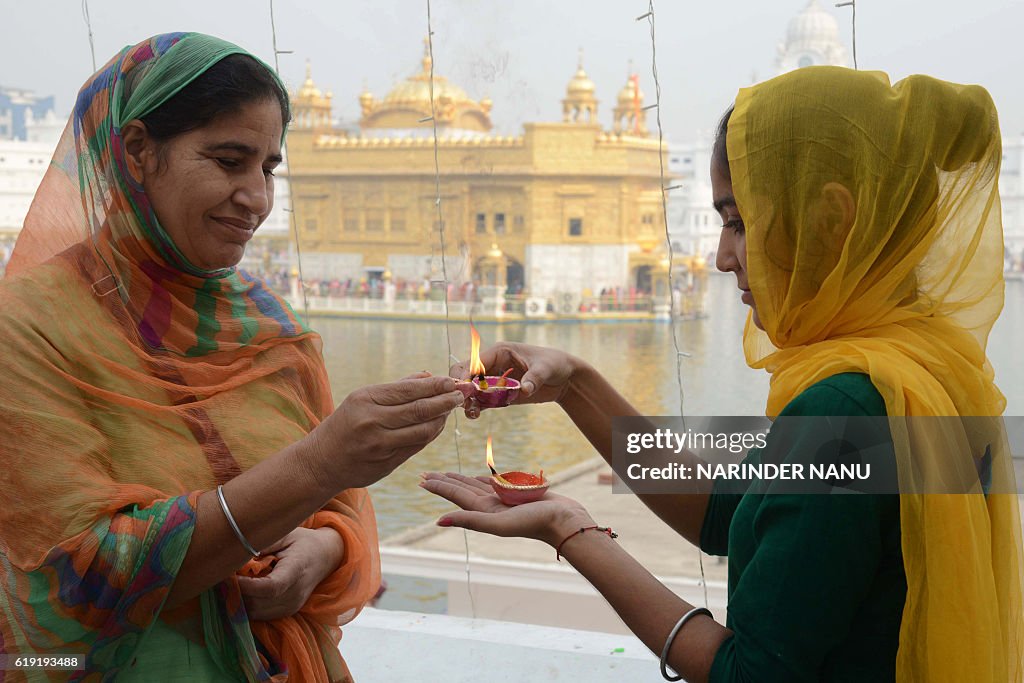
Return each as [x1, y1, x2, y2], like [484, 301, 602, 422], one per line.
[713, 195, 737, 213]
[204, 142, 283, 164]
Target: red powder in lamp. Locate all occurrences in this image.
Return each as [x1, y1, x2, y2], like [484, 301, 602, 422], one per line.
[499, 471, 545, 486]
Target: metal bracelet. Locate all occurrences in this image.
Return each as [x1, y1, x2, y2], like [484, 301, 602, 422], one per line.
[660, 606, 712, 681]
[216, 485, 261, 558]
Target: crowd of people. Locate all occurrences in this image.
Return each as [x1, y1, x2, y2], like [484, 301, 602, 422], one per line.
[239, 270, 709, 317]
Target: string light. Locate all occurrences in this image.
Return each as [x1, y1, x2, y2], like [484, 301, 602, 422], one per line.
[425, 0, 476, 618]
[835, 1, 858, 69]
[640, 0, 706, 609]
[268, 0, 310, 324]
[81, 0, 97, 73]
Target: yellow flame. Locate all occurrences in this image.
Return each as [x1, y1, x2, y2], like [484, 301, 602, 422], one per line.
[469, 323, 486, 376]
[487, 436, 514, 486]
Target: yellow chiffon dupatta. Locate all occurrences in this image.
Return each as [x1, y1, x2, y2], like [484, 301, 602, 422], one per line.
[728, 67, 1023, 681]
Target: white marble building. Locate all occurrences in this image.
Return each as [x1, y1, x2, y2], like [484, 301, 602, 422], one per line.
[666, 1, 1021, 274]
[775, 0, 852, 73]
[1003, 135, 1024, 270]
[0, 109, 62, 237]
[666, 138, 719, 262]
[666, 0, 853, 266]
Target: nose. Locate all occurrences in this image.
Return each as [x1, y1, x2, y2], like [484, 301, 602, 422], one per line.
[715, 229, 738, 274]
[232, 168, 272, 217]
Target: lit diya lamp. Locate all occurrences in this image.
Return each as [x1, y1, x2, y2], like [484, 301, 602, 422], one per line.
[455, 323, 521, 408]
[486, 435, 548, 505]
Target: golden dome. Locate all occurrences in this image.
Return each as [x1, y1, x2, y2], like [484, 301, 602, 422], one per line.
[612, 72, 647, 135]
[292, 60, 332, 130]
[617, 75, 643, 104]
[384, 76, 471, 106]
[568, 67, 595, 95]
[566, 50, 596, 96]
[382, 39, 472, 106]
[562, 50, 599, 124]
[358, 81, 375, 117]
[637, 235, 659, 253]
[297, 60, 324, 101]
[360, 38, 492, 132]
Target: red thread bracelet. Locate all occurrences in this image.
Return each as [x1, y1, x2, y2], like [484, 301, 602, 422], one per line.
[555, 525, 618, 561]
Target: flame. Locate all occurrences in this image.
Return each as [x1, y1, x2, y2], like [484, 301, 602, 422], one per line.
[487, 436, 512, 486]
[469, 323, 486, 377]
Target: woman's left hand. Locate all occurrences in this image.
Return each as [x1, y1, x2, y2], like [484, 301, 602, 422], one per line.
[419, 472, 594, 547]
[237, 527, 344, 621]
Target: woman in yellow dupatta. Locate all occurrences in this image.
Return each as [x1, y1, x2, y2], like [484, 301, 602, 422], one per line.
[728, 66, 1023, 681]
[0, 33, 464, 681]
[421, 66, 1023, 682]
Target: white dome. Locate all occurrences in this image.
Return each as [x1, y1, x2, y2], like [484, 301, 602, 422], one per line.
[775, 0, 851, 74]
[787, 0, 841, 46]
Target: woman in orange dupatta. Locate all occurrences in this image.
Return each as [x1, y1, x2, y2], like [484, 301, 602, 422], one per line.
[0, 33, 463, 681]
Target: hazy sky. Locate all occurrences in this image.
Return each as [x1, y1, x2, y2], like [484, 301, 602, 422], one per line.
[4, 0, 1024, 141]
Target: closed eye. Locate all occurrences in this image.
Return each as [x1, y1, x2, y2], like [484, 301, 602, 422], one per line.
[216, 157, 241, 169]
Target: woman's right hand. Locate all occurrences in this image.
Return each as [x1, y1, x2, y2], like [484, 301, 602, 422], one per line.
[306, 373, 465, 490]
[450, 342, 584, 418]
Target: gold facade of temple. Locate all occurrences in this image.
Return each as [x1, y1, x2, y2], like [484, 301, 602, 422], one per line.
[285, 45, 669, 295]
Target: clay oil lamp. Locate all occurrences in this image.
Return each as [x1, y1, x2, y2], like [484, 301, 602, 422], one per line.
[486, 436, 548, 506]
[455, 323, 521, 409]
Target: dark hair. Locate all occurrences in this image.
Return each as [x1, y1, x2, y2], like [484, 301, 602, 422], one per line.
[141, 54, 290, 141]
[712, 105, 734, 179]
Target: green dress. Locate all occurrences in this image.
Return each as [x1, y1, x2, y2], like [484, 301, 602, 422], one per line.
[700, 373, 907, 682]
[116, 619, 239, 682]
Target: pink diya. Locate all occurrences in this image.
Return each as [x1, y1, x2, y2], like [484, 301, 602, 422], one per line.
[486, 436, 548, 506]
[456, 325, 521, 408]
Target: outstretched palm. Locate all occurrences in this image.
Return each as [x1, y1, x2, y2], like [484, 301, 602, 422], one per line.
[419, 472, 591, 545]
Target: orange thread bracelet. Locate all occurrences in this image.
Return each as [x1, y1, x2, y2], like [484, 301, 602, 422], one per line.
[555, 525, 618, 561]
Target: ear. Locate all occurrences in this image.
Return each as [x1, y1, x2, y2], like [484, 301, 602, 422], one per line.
[820, 182, 855, 235]
[120, 119, 156, 181]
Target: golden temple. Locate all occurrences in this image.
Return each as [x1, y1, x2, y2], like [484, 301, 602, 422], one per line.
[284, 42, 676, 305]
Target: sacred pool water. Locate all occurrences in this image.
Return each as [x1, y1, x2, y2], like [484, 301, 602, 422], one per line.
[313, 274, 1024, 610]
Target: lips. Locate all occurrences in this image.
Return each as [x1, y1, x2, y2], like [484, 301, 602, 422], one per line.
[740, 288, 754, 305]
[213, 217, 257, 240]
[214, 216, 256, 230]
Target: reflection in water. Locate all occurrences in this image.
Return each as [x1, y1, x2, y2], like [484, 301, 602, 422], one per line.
[315, 276, 1023, 540]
